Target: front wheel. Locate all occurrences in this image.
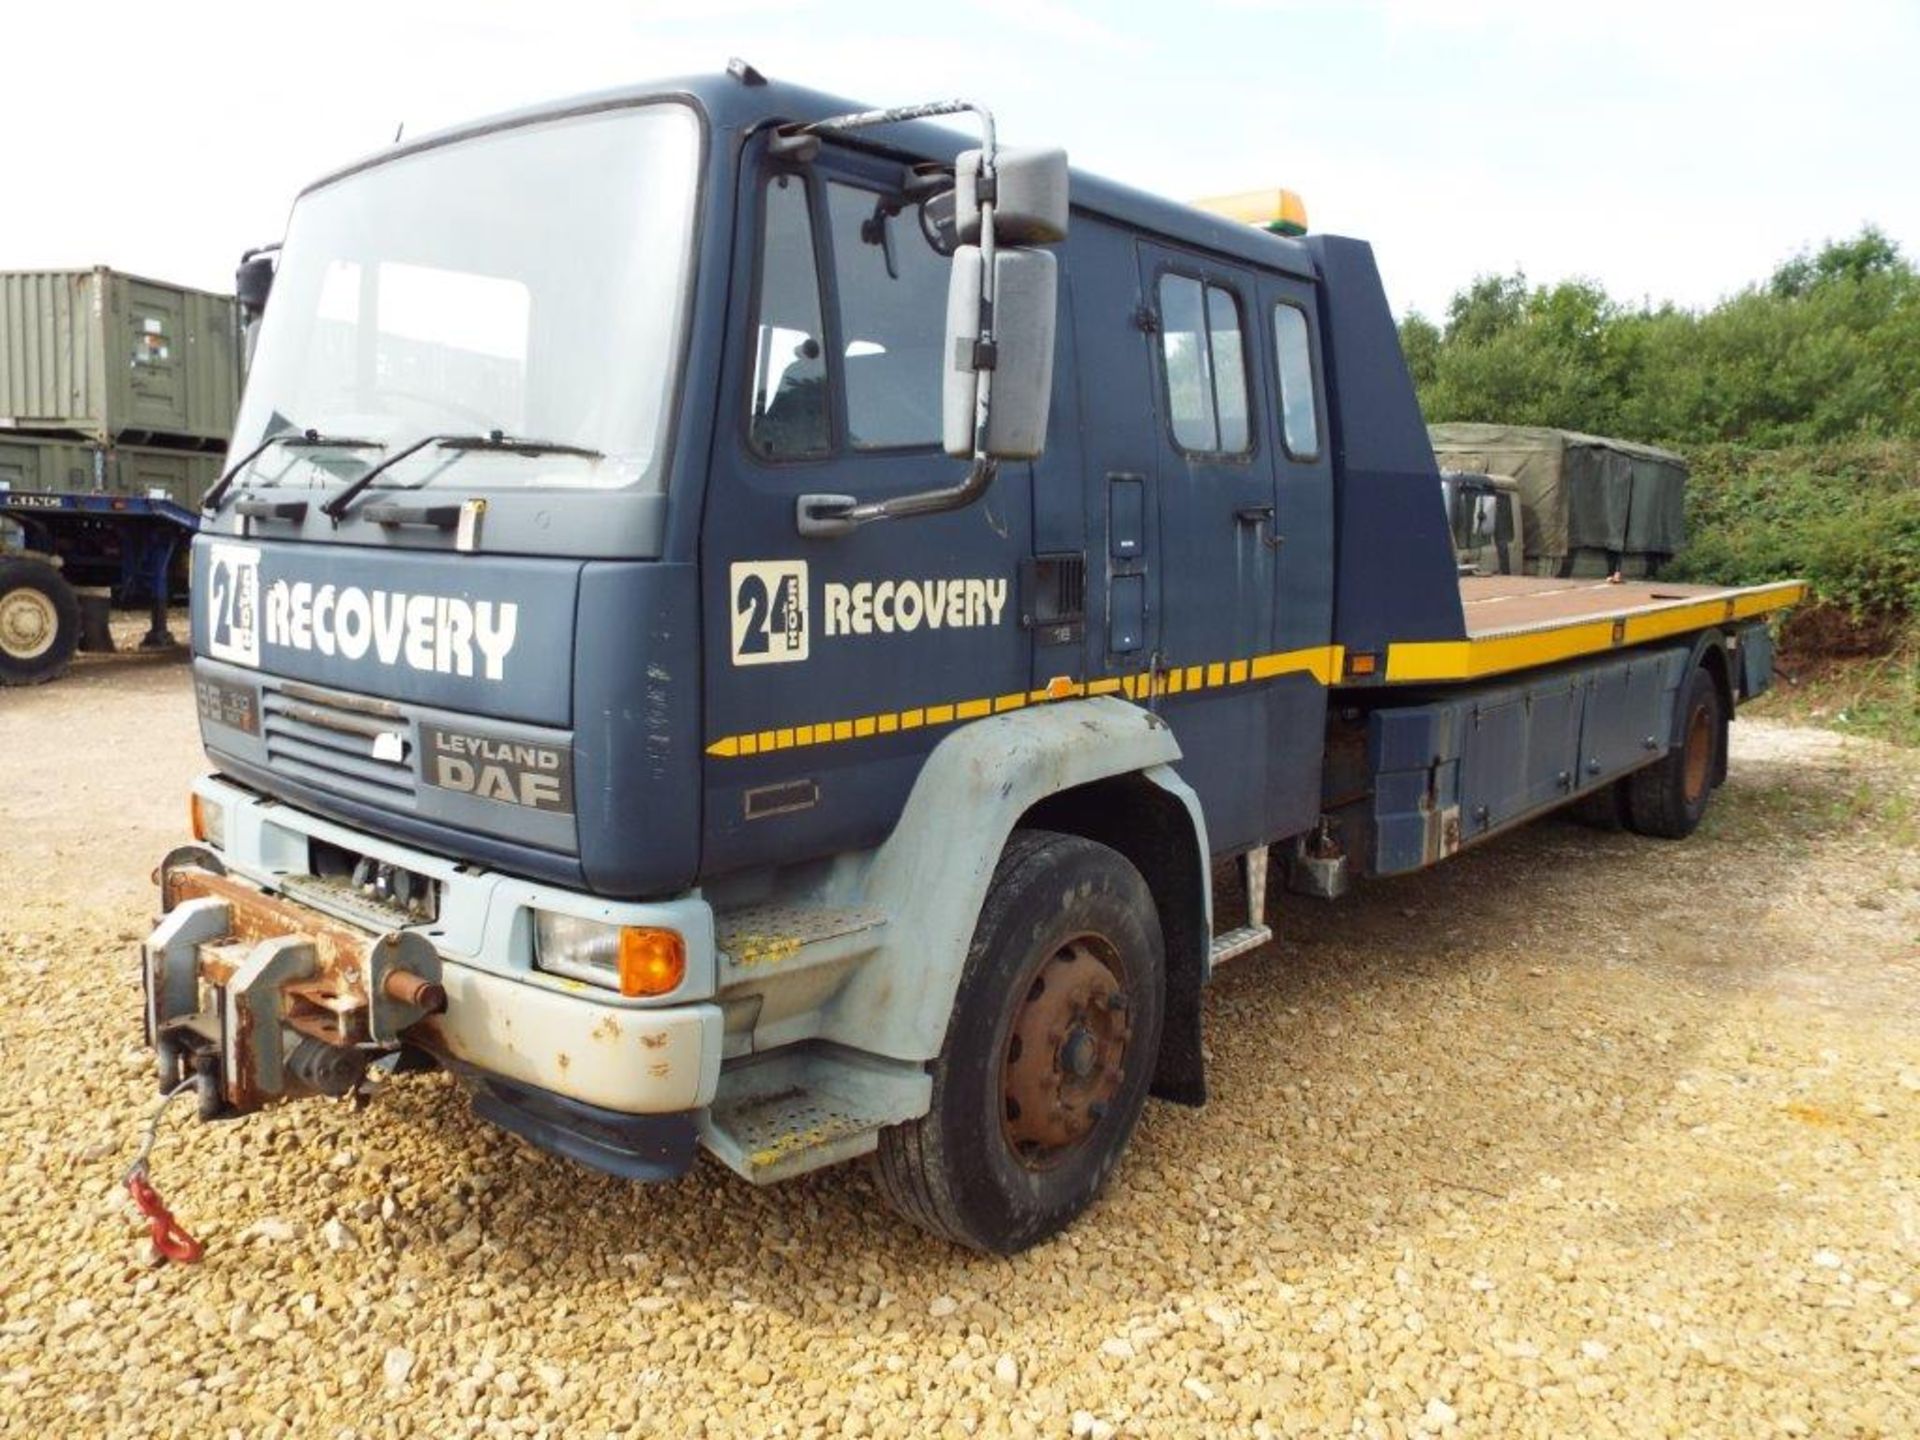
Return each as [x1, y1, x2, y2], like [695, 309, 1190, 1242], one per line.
[0, 556, 80, 686]
[874, 829, 1165, 1254]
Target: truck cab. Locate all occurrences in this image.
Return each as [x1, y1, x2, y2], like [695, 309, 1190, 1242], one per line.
[146, 69, 1803, 1254]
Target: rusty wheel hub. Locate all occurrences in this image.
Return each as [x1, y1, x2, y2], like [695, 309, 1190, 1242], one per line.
[1001, 937, 1131, 1166]
[1683, 701, 1712, 805]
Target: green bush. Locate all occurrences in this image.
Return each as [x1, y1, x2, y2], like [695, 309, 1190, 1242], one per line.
[1404, 227, 1920, 451]
[1668, 442, 1920, 642]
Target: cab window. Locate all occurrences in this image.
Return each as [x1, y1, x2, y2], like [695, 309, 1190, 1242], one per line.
[748, 174, 829, 459]
[825, 181, 947, 450]
[1271, 301, 1321, 460]
[1158, 273, 1251, 455]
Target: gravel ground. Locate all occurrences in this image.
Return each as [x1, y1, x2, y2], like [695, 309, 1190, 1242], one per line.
[1, 658, 1917, 1439]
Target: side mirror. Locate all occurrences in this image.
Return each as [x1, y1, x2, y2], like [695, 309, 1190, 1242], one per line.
[235, 248, 277, 325]
[235, 245, 278, 368]
[943, 147, 1068, 461]
[955, 147, 1069, 246]
[944, 246, 1057, 460]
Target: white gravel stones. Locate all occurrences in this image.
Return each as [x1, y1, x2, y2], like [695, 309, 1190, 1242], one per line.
[5, 674, 1920, 1437]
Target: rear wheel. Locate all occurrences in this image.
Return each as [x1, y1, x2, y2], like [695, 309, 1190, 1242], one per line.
[874, 829, 1165, 1254]
[0, 557, 80, 686]
[1567, 780, 1628, 831]
[1623, 666, 1724, 839]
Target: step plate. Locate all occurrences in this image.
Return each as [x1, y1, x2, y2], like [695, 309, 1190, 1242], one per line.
[704, 1048, 933, 1185]
[1209, 924, 1273, 966]
[714, 903, 888, 969]
[708, 1084, 891, 1183]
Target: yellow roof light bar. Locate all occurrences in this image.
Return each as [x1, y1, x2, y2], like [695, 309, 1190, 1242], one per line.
[1192, 187, 1308, 237]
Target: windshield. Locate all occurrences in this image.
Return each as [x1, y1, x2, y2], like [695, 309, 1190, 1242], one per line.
[231, 102, 701, 495]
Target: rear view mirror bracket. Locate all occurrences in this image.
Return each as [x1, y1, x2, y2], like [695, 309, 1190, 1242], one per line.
[766, 128, 821, 163]
[783, 101, 1067, 537]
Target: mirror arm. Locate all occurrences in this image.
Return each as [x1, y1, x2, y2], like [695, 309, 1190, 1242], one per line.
[796, 457, 999, 539]
[802, 98, 995, 153]
[791, 98, 1007, 541]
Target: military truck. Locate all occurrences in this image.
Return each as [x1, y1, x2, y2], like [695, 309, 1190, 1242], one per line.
[1429, 423, 1688, 580]
[138, 70, 1802, 1254]
[0, 268, 240, 683]
[1439, 468, 1522, 575]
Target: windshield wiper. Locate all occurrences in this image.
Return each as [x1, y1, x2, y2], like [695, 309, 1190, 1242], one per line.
[321, 430, 604, 524]
[440, 431, 603, 460]
[203, 429, 385, 514]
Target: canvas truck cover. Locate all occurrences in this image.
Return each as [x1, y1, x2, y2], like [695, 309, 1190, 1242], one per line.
[1427, 424, 1687, 576]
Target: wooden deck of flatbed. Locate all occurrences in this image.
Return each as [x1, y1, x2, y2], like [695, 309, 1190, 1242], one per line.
[1376, 575, 1808, 684]
[1461, 576, 1771, 638]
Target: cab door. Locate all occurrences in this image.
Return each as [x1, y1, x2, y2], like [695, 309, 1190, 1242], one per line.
[1253, 272, 1336, 839]
[1136, 243, 1277, 855]
[699, 136, 1033, 878]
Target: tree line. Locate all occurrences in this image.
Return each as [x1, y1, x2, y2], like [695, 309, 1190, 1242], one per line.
[1398, 227, 1920, 449]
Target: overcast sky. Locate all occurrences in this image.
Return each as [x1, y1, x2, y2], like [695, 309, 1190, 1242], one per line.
[4, 0, 1913, 320]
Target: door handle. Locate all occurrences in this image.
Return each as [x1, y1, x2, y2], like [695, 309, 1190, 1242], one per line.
[1235, 504, 1284, 550]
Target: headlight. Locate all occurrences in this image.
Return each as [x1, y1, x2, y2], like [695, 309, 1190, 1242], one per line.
[534, 913, 686, 998]
[189, 792, 226, 849]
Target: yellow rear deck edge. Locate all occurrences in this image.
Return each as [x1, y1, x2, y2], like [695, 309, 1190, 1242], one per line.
[1382, 580, 1808, 684]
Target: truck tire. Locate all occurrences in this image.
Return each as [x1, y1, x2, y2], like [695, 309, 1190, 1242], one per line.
[0, 556, 80, 686]
[874, 828, 1166, 1254]
[1567, 780, 1628, 831]
[1623, 666, 1724, 839]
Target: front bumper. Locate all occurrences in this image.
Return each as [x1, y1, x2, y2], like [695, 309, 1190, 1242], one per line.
[415, 958, 717, 1114]
[143, 777, 723, 1173]
[466, 1073, 699, 1181]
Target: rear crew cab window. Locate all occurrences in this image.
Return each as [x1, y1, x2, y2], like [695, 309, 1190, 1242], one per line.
[825, 180, 948, 449]
[1157, 273, 1251, 456]
[749, 174, 829, 459]
[1271, 301, 1321, 460]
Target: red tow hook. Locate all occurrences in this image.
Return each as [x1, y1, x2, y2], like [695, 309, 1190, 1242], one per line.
[123, 1078, 206, 1265]
[125, 1169, 204, 1265]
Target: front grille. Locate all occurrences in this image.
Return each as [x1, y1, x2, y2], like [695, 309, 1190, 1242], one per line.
[262, 681, 416, 808]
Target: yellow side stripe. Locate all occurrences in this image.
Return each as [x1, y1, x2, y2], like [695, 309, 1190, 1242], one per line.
[704, 581, 1808, 760]
[1384, 581, 1807, 684]
[705, 643, 1344, 758]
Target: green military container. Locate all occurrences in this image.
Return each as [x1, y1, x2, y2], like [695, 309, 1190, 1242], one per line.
[0, 432, 221, 512]
[0, 268, 240, 449]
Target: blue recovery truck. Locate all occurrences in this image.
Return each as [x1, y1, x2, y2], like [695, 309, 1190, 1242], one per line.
[142, 69, 1804, 1253]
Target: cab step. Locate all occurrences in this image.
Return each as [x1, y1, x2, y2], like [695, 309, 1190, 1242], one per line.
[713, 902, 889, 981]
[702, 1045, 930, 1184]
[1209, 924, 1273, 965]
[1209, 844, 1273, 966]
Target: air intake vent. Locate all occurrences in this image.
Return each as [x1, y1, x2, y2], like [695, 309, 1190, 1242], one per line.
[261, 681, 416, 808]
[1020, 552, 1086, 647]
